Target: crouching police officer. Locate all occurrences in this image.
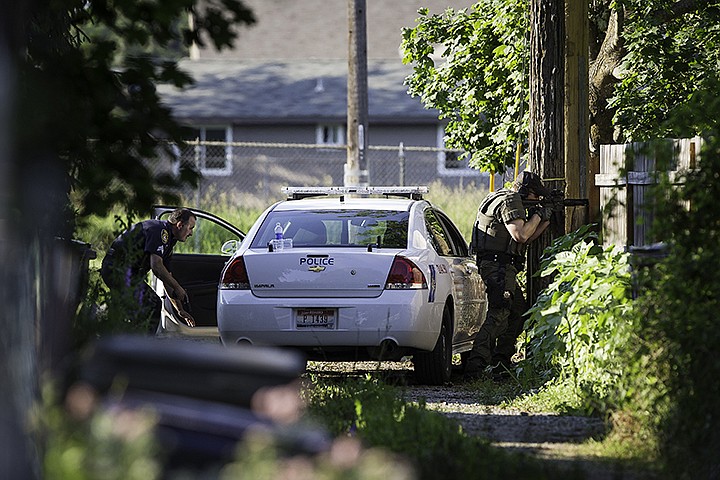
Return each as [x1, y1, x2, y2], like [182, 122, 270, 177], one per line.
[465, 171, 552, 380]
[101, 208, 196, 333]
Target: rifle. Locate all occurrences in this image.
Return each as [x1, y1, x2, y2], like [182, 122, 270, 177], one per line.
[523, 189, 589, 210]
[523, 189, 591, 235]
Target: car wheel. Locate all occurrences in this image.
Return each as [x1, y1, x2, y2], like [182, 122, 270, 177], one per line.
[413, 306, 452, 385]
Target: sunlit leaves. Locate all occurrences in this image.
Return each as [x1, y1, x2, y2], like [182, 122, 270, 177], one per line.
[610, 0, 720, 140]
[401, 0, 529, 173]
[403, 0, 720, 168]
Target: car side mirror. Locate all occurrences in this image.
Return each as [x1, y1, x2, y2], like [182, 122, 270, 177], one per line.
[221, 239, 240, 255]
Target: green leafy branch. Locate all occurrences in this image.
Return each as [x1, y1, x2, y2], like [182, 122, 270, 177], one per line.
[401, 0, 529, 173]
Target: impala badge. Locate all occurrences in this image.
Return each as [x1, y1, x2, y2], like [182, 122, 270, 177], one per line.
[309, 266, 326, 272]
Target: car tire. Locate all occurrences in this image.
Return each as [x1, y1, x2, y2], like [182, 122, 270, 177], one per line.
[413, 306, 452, 385]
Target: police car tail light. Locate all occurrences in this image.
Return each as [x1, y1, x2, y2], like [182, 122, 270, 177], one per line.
[220, 257, 250, 290]
[385, 256, 427, 290]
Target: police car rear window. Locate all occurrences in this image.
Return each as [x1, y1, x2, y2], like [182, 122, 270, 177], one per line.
[251, 210, 409, 248]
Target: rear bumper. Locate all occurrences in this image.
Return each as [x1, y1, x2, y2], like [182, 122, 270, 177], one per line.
[217, 289, 442, 351]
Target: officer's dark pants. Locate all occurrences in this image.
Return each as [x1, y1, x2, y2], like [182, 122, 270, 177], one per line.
[466, 259, 527, 373]
[101, 257, 162, 334]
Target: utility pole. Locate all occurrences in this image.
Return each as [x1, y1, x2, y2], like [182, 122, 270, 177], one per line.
[527, 0, 565, 305]
[565, 0, 589, 232]
[346, 0, 369, 187]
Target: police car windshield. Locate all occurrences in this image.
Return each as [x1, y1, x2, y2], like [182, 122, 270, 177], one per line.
[251, 210, 409, 248]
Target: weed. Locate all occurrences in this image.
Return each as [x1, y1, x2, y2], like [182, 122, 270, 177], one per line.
[522, 234, 633, 416]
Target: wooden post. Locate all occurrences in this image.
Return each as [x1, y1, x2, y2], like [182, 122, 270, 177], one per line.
[346, 0, 369, 187]
[564, 0, 589, 232]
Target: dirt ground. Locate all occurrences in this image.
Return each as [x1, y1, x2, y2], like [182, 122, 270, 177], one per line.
[306, 361, 655, 480]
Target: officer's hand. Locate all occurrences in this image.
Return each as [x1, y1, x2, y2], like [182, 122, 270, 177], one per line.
[538, 206, 552, 222]
[527, 206, 541, 219]
[178, 310, 195, 328]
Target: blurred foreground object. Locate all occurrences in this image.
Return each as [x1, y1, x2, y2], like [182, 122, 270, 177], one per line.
[77, 335, 330, 472]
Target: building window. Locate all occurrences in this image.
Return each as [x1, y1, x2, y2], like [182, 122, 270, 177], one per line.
[436, 125, 480, 177]
[188, 126, 233, 176]
[444, 150, 461, 169]
[316, 124, 345, 145]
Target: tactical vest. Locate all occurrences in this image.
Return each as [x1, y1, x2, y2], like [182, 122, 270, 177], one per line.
[472, 189, 526, 257]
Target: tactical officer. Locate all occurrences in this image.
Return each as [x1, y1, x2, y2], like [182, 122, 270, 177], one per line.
[465, 171, 552, 380]
[101, 208, 196, 332]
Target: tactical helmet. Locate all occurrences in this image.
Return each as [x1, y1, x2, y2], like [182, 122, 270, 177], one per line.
[518, 171, 550, 197]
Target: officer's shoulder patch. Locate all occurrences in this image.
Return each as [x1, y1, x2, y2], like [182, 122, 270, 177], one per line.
[161, 229, 169, 244]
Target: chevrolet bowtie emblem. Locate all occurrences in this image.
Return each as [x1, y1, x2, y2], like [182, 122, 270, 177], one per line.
[308, 266, 326, 272]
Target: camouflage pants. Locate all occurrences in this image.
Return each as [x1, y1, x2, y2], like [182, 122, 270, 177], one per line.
[466, 260, 528, 372]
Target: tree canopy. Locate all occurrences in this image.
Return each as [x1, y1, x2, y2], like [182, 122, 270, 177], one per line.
[401, 0, 529, 173]
[611, 0, 720, 140]
[11, 0, 255, 227]
[400, 0, 720, 174]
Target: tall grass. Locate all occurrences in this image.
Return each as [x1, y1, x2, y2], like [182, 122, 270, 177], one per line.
[75, 181, 488, 264]
[180, 185, 272, 232]
[425, 180, 488, 240]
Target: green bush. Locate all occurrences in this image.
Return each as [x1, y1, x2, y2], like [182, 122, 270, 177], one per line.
[522, 226, 633, 416]
[624, 126, 720, 477]
[517, 124, 720, 478]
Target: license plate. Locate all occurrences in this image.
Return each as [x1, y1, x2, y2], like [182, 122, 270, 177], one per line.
[296, 308, 336, 328]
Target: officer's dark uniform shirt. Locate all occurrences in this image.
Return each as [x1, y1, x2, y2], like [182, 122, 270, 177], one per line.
[107, 219, 177, 277]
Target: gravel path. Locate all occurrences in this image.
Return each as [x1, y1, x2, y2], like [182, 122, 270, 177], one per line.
[307, 361, 653, 480]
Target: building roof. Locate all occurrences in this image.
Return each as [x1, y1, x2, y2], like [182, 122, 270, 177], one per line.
[158, 58, 441, 124]
[197, 0, 475, 61]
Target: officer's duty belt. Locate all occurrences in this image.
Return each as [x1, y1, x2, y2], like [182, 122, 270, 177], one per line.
[478, 251, 525, 269]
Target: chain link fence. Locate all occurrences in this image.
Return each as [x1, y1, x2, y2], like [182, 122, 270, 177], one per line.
[157, 141, 490, 209]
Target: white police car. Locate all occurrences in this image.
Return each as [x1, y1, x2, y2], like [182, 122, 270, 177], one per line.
[155, 186, 487, 385]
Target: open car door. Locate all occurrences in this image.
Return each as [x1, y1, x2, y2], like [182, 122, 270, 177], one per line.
[152, 205, 245, 340]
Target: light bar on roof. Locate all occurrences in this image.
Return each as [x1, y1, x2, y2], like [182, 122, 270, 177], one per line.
[282, 186, 428, 196]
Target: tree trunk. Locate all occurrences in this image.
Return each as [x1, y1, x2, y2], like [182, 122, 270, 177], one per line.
[588, 6, 625, 222]
[588, 7, 624, 148]
[527, 0, 565, 305]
